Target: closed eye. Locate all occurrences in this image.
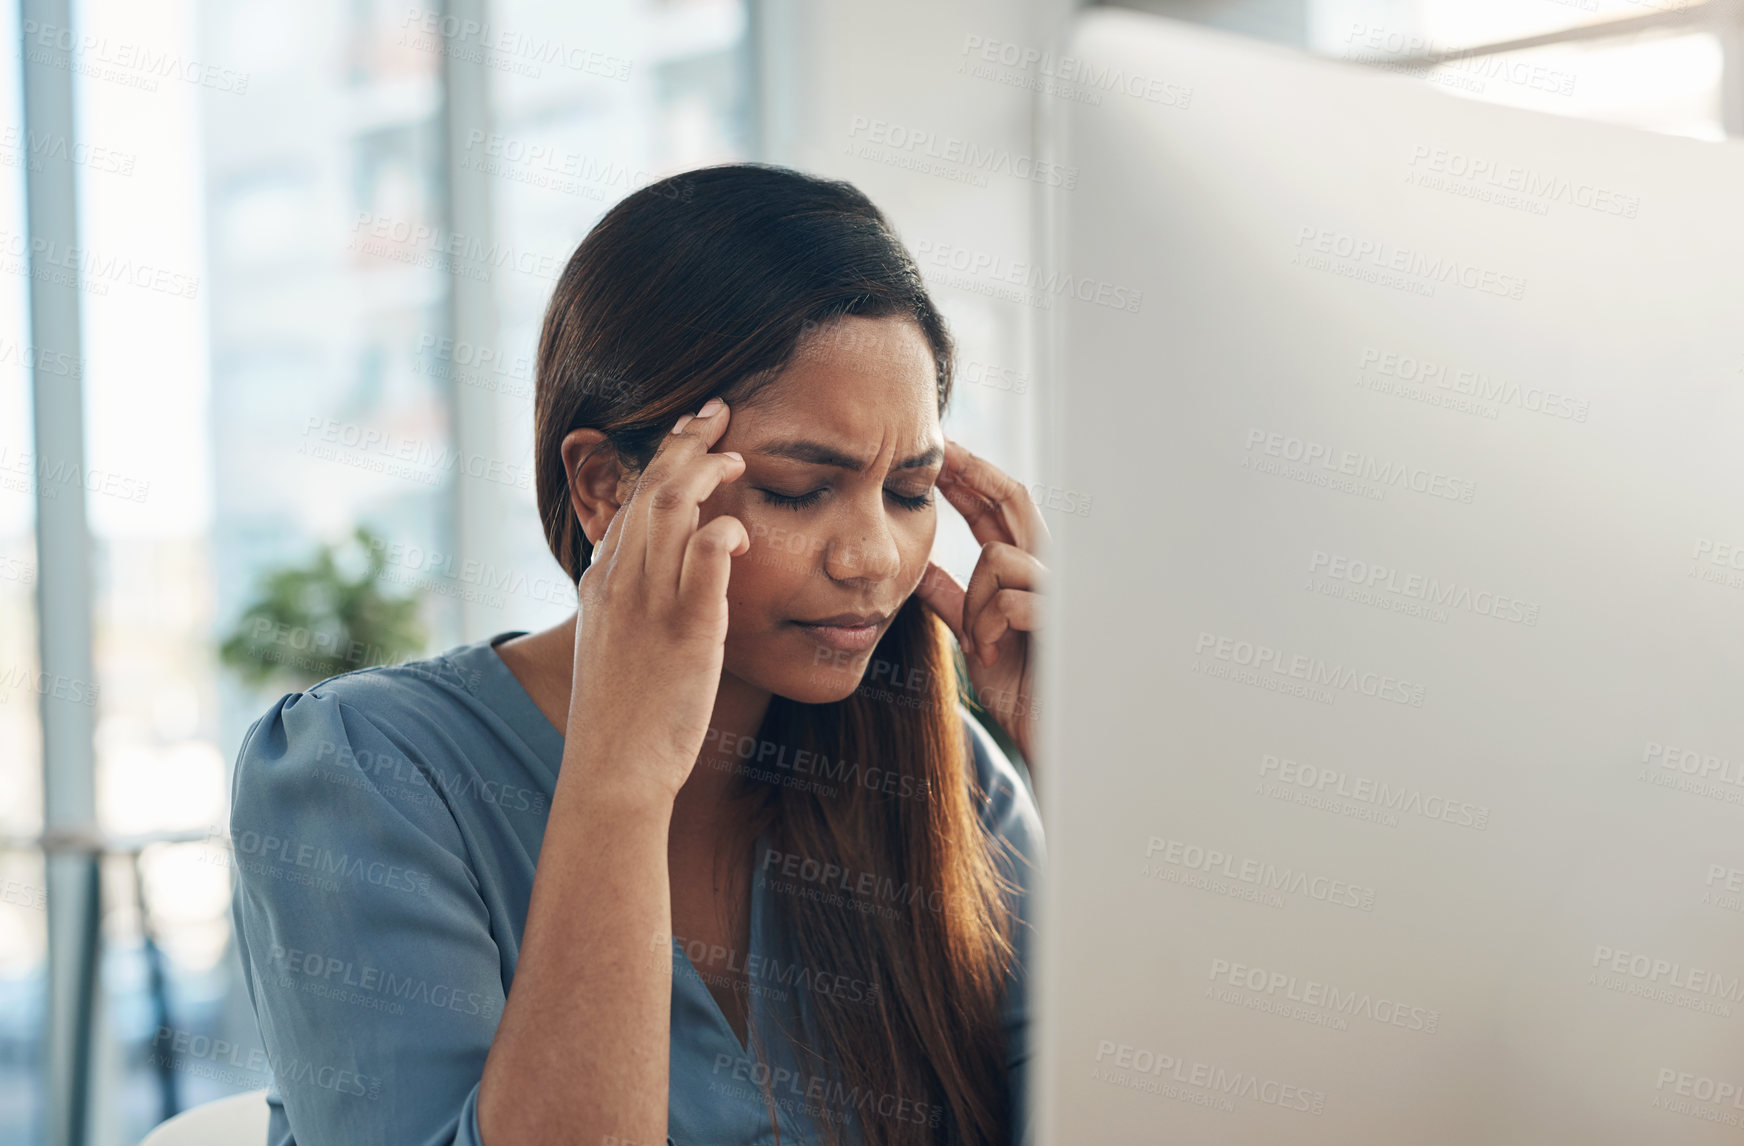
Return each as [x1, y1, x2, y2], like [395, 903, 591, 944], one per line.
[760, 488, 826, 511]
[758, 488, 934, 512]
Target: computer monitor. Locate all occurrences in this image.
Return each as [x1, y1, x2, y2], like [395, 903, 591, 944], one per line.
[1033, 9, 1744, 1144]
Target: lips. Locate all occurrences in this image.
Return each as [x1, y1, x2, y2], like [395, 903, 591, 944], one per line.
[791, 610, 890, 653]
[793, 610, 890, 628]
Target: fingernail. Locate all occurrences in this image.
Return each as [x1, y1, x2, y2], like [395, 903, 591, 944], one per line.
[724, 451, 743, 463]
[697, 397, 725, 417]
[671, 413, 694, 434]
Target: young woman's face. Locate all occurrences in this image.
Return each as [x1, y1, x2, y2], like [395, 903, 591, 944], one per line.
[701, 315, 946, 704]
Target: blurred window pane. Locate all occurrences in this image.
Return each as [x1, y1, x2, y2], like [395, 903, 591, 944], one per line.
[0, 0, 47, 1134]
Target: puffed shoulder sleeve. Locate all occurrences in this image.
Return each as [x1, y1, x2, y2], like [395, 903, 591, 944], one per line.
[961, 707, 1046, 1146]
[228, 688, 503, 1146]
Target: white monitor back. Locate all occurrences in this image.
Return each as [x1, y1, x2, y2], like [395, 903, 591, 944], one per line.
[1034, 10, 1744, 1145]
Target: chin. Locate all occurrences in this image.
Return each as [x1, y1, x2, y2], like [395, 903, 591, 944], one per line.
[735, 613, 914, 706]
[770, 658, 870, 706]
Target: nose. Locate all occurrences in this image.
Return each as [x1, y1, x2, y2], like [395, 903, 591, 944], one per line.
[821, 496, 902, 584]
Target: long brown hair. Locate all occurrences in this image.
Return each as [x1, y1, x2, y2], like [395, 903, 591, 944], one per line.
[532, 164, 1022, 1145]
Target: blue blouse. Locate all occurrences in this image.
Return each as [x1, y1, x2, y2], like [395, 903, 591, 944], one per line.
[227, 632, 1045, 1145]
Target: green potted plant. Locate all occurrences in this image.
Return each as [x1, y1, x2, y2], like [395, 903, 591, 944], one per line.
[219, 525, 426, 693]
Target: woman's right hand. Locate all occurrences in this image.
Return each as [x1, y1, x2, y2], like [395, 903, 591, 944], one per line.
[482, 400, 743, 1146]
[563, 396, 749, 807]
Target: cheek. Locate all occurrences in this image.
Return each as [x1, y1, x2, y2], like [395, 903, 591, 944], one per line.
[736, 505, 823, 575]
[700, 487, 777, 561]
[897, 510, 938, 581]
[717, 505, 814, 624]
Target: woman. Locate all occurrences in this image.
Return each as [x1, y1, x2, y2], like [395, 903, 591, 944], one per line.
[229, 163, 1048, 1146]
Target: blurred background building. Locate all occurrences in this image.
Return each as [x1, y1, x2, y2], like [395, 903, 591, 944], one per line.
[1, 0, 1739, 1141]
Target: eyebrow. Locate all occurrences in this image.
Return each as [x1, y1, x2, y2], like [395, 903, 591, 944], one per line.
[753, 439, 943, 473]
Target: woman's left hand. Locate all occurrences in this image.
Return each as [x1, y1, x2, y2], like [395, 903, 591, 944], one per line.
[915, 439, 1049, 767]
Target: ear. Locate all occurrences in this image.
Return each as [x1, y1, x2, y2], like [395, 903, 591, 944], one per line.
[560, 428, 628, 546]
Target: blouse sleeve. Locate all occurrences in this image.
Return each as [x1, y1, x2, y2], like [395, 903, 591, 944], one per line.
[228, 688, 504, 1146]
[961, 708, 1047, 1146]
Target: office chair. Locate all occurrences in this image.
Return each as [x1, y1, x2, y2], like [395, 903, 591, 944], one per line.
[137, 1087, 270, 1146]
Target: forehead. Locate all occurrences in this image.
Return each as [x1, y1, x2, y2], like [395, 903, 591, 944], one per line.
[737, 316, 941, 446]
